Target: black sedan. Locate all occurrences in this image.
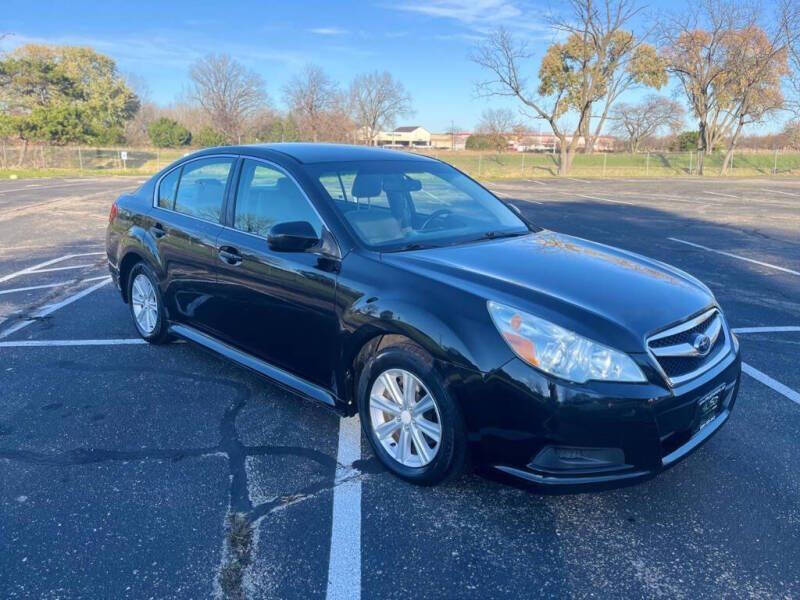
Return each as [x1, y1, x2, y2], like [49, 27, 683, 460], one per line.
[106, 143, 741, 488]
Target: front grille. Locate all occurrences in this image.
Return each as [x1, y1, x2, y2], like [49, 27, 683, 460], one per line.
[647, 309, 730, 386]
[648, 312, 715, 348]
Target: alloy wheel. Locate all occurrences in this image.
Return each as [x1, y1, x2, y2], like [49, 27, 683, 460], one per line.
[131, 273, 159, 335]
[369, 368, 442, 468]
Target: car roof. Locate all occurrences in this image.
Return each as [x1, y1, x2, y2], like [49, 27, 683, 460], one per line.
[192, 143, 436, 165]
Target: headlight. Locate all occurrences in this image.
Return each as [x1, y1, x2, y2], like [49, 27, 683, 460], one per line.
[487, 301, 646, 383]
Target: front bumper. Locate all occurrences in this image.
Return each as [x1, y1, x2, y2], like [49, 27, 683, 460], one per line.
[451, 343, 741, 492]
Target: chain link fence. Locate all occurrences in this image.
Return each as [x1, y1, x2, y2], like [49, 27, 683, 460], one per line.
[0, 143, 190, 175]
[2, 143, 800, 179]
[411, 149, 800, 178]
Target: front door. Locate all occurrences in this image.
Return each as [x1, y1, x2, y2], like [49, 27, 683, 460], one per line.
[152, 156, 235, 334]
[214, 158, 339, 389]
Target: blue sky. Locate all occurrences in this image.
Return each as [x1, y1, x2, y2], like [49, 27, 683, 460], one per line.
[1, 0, 782, 134]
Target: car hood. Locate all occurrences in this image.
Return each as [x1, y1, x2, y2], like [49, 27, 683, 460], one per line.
[382, 231, 714, 352]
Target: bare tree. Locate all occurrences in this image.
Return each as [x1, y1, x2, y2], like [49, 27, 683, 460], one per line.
[189, 54, 268, 143]
[476, 108, 522, 152]
[445, 121, 462, 150]
[283, 64, 344, 142]
[611, 95, 685, 152]
[471, 0, 661, 175]
[718, 1, 800, 173]
[660, 0, 799, 174]
[782, 120, 800, 150]
[349, 71, 413, 145]
[577, 36, 667, 153]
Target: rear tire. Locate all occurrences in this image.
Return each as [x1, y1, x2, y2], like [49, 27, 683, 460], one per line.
[127, 262, 170, 344]
[358, 343, 468, 485]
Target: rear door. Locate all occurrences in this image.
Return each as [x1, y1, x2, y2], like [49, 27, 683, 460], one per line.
[152, 156, 235, 334]
[213, 158, 340, 389]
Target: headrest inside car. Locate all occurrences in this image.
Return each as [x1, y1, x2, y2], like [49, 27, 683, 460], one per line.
[352, 173, 382, 198]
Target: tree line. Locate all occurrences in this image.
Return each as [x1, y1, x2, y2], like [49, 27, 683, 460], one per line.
[0, 45, 414, 162]
[2, 0, 800, 175]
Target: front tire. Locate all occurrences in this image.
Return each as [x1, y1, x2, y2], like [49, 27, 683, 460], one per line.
[127, 262, 170, 344]
[358, 343, 468, 485]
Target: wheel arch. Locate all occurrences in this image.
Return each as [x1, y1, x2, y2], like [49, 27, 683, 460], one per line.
[117, 229, 164, 303]
[339, 318, 455, 416]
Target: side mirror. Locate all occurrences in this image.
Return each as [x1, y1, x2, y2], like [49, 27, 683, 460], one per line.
[267, 221, 320, 252]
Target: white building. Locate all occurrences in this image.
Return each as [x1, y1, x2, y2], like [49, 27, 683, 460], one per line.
[375, 126, 431, 148]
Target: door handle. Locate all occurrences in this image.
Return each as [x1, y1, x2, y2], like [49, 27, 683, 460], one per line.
[150, 222, 166, 239]
[218, 245, 242, 266]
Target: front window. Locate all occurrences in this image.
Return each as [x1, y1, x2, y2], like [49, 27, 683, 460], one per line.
[308, 160, 530, 250]
[233, 159, 323, 237]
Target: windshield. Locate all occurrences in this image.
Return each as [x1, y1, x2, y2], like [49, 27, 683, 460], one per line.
[306, 160, 530, 251]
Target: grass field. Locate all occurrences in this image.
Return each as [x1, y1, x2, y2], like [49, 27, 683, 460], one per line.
[416, 149, 800, 178]
[1, 145, 799, 180]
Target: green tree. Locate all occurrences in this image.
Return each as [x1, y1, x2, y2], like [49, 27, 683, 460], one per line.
[0, 44, 139, 159]
[148, 117, 192, 147]
[675, 131, 699, 150]
[195, 126, 227, 147]
[465, 134, 495, 150]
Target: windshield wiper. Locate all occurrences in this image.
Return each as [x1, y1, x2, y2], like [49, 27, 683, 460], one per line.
[473, 230, 528, 241]
[391, 242, 440, 252]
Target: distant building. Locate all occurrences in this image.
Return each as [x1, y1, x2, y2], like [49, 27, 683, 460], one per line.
[360, 125, 616, 152]
[514, 132, 616, 152]
[375, 126, 431, 147]
[430, 132, 471, 151]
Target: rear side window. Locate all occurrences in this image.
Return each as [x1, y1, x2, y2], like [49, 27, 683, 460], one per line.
[173, 158, 234, 222]
[233, 159, 322, 237]
[157, 168, 180, 209]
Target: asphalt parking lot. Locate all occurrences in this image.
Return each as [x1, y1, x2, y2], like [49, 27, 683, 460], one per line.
[1, 175, 799, 599]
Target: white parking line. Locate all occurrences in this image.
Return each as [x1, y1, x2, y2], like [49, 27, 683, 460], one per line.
[566, 178, 589, 183]
[25, 264, 96, 274]
[732, 326, 800, 334]
[490, 191, 543, 205]
[0, 277, 111, 339]
[668, 238, 800, 276]
[0, 338, 146, 347]
[326, 415, 362, 600]
[742, 362, 800, 406]
[0, 252, 105, 284]
[704, 191, 738, 199]
[0, 275, 111, 296]
[571, 193, 634, 206]
[760, 188, 800, 198]
[526, 179, 547, 186]
[0, 181, 97, 195]
[0, 244, 104, 253]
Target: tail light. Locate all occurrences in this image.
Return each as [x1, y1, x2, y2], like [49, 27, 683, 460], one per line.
[109, 201, 119, 223]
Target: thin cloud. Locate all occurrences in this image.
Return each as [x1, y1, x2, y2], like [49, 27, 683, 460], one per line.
[392, 0, 521, 25]
[388, 0, 555, 40]
[309, 27, 349, 35]
[0, 31, 309, 70]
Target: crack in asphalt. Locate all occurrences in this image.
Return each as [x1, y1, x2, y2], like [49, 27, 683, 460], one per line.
[0, 363, 356, 599]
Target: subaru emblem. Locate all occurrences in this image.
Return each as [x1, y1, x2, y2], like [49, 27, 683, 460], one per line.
[692, 333, 712, 356]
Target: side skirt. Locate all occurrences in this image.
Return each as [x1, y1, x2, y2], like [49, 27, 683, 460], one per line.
[169, 323, 339, 410]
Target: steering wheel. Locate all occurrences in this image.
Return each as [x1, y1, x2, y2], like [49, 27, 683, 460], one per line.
[420, 209, 453, 231]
